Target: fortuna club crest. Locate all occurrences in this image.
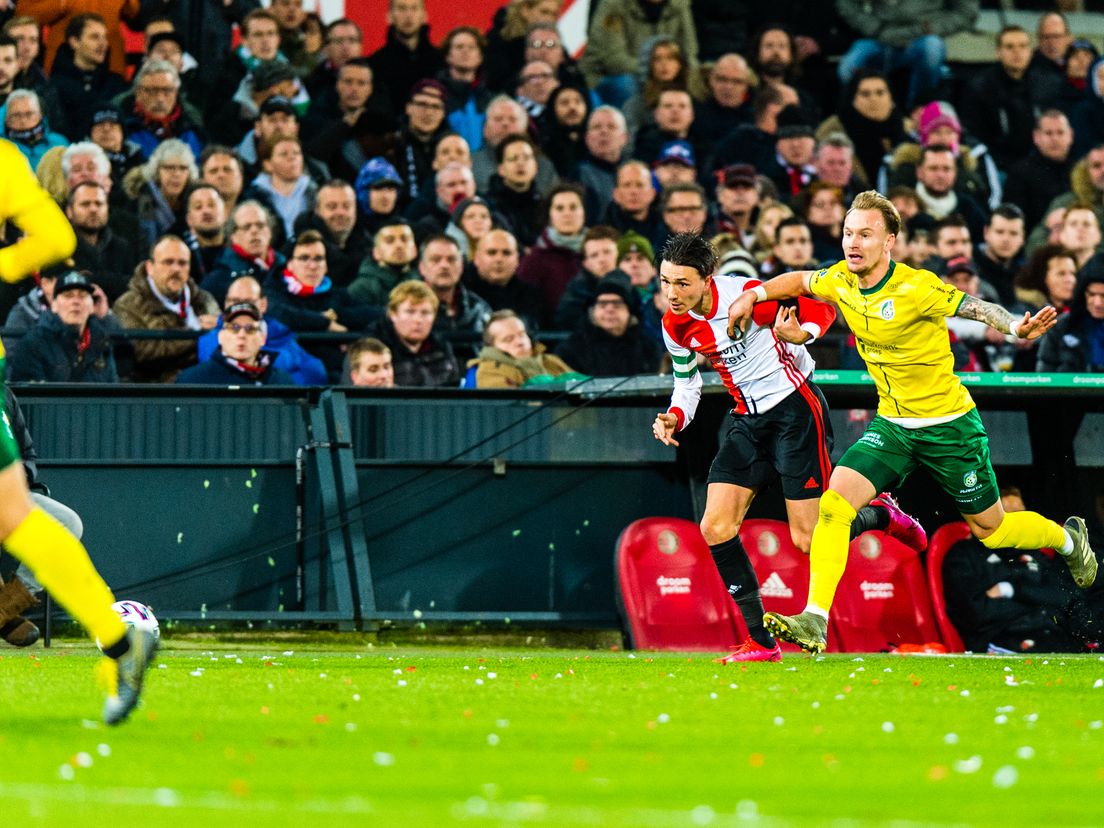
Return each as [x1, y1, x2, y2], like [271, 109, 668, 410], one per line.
[879, 299, 895, 320]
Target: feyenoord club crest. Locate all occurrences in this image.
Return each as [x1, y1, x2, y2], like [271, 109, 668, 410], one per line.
[657, 530, 679, 555]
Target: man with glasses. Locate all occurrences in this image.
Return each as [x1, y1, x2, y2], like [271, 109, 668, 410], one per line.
[659, 183, 712, 248]
[121, 60, 204, 160]
[201, 200, 285, 305]
[696, 54, 754, 145]
[306, 18, 363, 98]
[176, 300, 294, 385]
[394, 79, 450, 203]
[516, 60, 558, 119]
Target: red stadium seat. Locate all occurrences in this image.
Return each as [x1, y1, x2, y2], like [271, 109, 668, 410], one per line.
[829, 531, 943, 652]
[615, 518, 744, 651]
[740, 519, 816, 653]
[924, 522, 973, 653]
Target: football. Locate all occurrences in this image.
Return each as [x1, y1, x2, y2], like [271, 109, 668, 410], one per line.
[109, 600, 161, 644]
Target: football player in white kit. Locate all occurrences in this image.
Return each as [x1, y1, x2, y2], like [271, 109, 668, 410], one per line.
[652, 233, 926, 662]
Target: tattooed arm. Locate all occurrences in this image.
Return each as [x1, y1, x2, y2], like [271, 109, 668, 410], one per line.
[956, 295, 1058, 340]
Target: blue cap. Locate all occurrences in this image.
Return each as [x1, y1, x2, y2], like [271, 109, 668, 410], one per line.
[654, 140, 695, 168]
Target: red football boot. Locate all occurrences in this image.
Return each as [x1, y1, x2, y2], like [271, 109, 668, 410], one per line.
[872, 492, 928, 552]
[713, 638, 783, 663]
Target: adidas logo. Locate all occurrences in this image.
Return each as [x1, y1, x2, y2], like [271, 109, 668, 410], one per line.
[803, 477, 818, 489]
[689, 336, 701, 347]
[760, 572, 793, 599]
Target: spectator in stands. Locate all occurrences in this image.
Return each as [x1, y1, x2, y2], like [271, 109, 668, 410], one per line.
[764, 105, 817, 199]
[354, 157, 404, 237]
[603, 160, 664, 250]
[30, 2, 137, 78]
[114, 235, 220, 383]
[245, 135, 316, 239]
[747, 24, 819, 123]
[1004, 111, 1075, 235]
[1037, 266, 1104, 373]
[470, 96, 550, 196]
[201, 200, 285, 305]
[120, 60, 205, 161]
[1057, 205, 1102, 270]
[923, 215, 980, 274]
[445, 195, 493, 263]
[435, 26, 491, 151]
[373, 279, 460, 387]
[177, 300, 294, 385]
[406, 162, 476, 243]
[1070, 58, 1104, 162]
[2, 89, 65, 171]
[88, 106, 144, 187]
[305, 18, 362, 100]
[1014, 244, 1079, 315]
[941, 255, 1015, 372]
[368, 0, 443, 112]
[581, 0, 698, 109]
[469, 309, 574, 388]
[347, 336, 395, 387]
[689, 1, 751, 62]
[430, 133, 472, 177]
[469, 229, 544, 329]
[197, 275, 326, 385]
[658, 182, 709, 248]
[963, 25, 1062, 174]
[302, 61, 395, 180]
[292, 179, 368, 288]
[524, 20, 590, 93]
[48, 14, 127, 142]
[516, 183, 587, 319]
[911, 144, 988, 242]
[200, 146, 246, 212]
[555, 275, 660, 377]
[483, 1, 559, 94]
[975, 205, 1027, 306]
[836, 0, 976, 108]
[887, 100, 1000, 212]
[124, 138, 198, 249]
[268, 0, 311, 77]
[8, 270, 116, 383]
[5, 16, 63, 133]
[751, 202, 793, 263]
[1029, 144, 1104, 255]
[816, 71, 905, 192]
[694, 54, 753, 146]
[539, 85, 591, 179]
[622, 35, 701, 137]
[265, 229, 376, 379]
[553, 225, 621, 331]
[205, 9, 285, 142]
[760, 216, 816, 280]
[487, 133, 545, 249]
[181, 184, 228, 285]
[142, 30, 200, 104]
[576, 106, 628, 222]
[1061, 39, 1098, 112]
[1032, 11, 1072, 80]
[633, 87, 697, 168]
[236, 96, 315, 182]
[390, 79, 451, 204]
[797, 182, 845, 264]
[419, 234, 490, 352]
[712, 83, 798, 176]
[814, 133, 863, 199]
[349, 220, 418, 306]
[3, 269, 57, 349]
[67, 181, 139, 303]
[714, 163, 759, 248]
[516, 59, 558, 119]
[943, 486, 1097, 653]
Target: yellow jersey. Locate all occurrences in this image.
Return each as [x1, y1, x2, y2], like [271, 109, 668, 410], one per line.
[809, 259, 975, 422]
[0, 139, 77, 359]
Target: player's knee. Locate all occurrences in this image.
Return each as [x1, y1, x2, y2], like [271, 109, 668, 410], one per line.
[700, 516, 739, 547]
[977, 517, 1010, 548]
[789, 527, 812, 555]
[818, 489, 857, 526]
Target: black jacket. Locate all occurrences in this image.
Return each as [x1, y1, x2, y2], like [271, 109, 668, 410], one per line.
[49, 46, 128, 141]
[1036, 312, 1104, 374]
[367, 25, 445, 112]
[1003, 149, 1073, 234]
[291, 213, 373, 289]
[3, 384, 46, 492]
[373, 316, 460, 388]
[72, 227, 141, 303]
[555, 318, 662, 378]
[962, 66, 1061, 173]
[466, 273, 546, 333]
[486, 175, 544, 250]
[8, 312, 117, 383]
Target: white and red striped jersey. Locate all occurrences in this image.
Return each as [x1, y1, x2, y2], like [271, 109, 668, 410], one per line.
[662, 274, 837, 430]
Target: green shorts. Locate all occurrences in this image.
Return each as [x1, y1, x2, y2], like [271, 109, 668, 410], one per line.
[0, 358, 19, 469]
[838, 408, 1000, 515]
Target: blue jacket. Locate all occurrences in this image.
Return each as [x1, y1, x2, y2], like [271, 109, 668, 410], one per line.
[198, 315, 327, 386]
[175, 347, 296, 385]
[0, 106, 68, 171]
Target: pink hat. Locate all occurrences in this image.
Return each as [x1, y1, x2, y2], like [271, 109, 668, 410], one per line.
[918, 101, 961, 147]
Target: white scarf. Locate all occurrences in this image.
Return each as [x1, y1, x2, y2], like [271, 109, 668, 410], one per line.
[147, 275, 201, 330]
[915, 182, 958, 220]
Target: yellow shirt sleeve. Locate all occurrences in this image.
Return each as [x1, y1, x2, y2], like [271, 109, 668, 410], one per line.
[912, 269, 966, 318]
[0, 140, 76, 284]
[808, 262, 843, 301]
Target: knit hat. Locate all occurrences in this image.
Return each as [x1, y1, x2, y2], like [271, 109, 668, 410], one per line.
[591, 272, 637, 312]
[776, 105, 814, 140]
[451, 195, 489, 221]
[617, 231, 654, 263]
[918, 101, 961, 147]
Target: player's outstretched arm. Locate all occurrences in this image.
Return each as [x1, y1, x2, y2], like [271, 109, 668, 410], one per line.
[956, 295, 1058, 340]
[726, 270, 813, 338]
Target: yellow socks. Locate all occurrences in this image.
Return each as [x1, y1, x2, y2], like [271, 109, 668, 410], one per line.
[3, 507, 125, 647]
[980, 510, 1067, 553]
[805, 490, 857, 617]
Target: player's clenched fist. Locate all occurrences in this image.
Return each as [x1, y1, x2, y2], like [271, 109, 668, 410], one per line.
[727, 291, 757, 339]
[652, 412, 680, 446]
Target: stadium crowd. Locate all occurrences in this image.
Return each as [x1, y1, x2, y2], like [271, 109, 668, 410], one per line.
[0, 0, 1101, 389]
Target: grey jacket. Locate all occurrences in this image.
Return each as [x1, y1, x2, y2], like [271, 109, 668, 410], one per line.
[580, 0, 698, 84]
[836, 0, 979, 48]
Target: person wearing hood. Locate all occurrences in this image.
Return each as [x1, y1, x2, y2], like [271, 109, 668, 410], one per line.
[177, 300, 294, 385]
[816, 71, 907, 192]
[47, 15, 128, 142]
[436, 26, 493, 152]
[1055, 38, 1098, 116]
[445, 195, 494, 264]
[1037, 263, 1104, 373]
[538, 84, 591, 179]
[367, 0, 444, 110]
[555, 273, 661, 377]
[517, 184, 588, 324]
[118, 60, 205, 161]
[354, 156, 403, 236]
[469, 308, 576, 388]
[554, 226, 621, 331]
[1, 89, 66, 171]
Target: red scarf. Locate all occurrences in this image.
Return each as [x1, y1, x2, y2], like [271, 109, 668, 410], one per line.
[223, 355, 268, 376]
[282, 267, 317, 296]
[76, 325, 91, 355]
[231, 243, 276, 271]
[135, 101, 182, 139]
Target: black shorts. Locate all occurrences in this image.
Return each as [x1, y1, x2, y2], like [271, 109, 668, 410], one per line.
[707, 380, 834, 500]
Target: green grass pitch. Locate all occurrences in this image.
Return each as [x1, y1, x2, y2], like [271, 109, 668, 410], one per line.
[2, 642, 1104, 826]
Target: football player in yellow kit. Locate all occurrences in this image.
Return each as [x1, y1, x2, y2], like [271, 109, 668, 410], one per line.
[727, 190, 1097, 653]
[0, 140, 155, 722]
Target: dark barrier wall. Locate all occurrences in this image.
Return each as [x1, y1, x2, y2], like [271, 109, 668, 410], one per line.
[10, 374, 1104, 626]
